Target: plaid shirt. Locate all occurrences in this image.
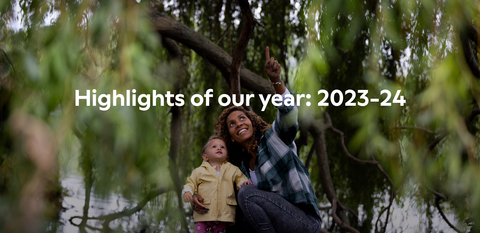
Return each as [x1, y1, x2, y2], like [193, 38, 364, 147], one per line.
[239, 93, 321, 218]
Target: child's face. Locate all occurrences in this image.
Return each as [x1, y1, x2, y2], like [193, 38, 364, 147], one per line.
[202, 139, 228, 163]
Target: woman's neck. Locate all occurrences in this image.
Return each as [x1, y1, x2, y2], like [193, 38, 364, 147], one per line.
[238, 140, 256, 170]
[240, 138, 255, 155]
[240, 141, 250, 151]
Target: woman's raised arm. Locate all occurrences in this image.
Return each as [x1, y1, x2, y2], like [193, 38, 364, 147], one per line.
[264, 46, 286, 95]
[264, 46, 298, 145]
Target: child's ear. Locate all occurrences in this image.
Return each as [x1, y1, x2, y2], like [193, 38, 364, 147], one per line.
[202, 154, 209, 161]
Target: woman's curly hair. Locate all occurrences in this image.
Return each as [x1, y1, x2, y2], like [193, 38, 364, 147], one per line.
[214, 106, 271, 168]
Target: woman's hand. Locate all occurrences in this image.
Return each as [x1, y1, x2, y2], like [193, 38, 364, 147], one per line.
[240, 181, 254, 187]
[264, 46, 286, 94]
[264, 46, 281, 81]
[191, 194, 209, 214]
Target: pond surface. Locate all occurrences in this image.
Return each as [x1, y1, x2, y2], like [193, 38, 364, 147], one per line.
[58, 175, 144, 232]
[56, 175, 465, 232]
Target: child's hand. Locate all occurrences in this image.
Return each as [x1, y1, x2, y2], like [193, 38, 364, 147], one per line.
[240, 181, 254, 187]
[183, 192, 193, 203]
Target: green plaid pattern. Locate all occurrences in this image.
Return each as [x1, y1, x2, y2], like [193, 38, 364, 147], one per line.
[240, 104, 321, 218]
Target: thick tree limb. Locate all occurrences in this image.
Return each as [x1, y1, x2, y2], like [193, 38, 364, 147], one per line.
[309, 120, 355, 232]
[295, 127, 309, 155]
[337, 202, 359, 226]
[230, 0, 256, 101]
[467, 24, 479, 45]
[331, 198, 360, 233]
[328, 220, 336, 232]
[163, 37, 189, 233]
[79, 153, 94, 232]
[151, 14, 275, 96]
[304, 142, 316, 170]
[309, 122, 337, 204]
[279, 3, 289, 85]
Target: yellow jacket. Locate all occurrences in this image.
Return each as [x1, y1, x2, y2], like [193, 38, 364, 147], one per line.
[184, 161, 249, 223]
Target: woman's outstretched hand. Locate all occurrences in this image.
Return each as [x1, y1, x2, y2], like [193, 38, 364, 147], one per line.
[191, 194, 209, 214]
[264, 46, 286, 94]
[264, 46, 281, 81]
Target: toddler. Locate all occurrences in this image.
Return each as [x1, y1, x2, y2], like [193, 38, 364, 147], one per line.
[182, 136, 253, 233]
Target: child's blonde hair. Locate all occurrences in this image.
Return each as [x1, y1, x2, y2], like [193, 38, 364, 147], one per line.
[201, 135, 227, 155]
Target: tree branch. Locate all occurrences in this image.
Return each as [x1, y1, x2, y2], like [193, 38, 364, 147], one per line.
[230, 0, 256, 101]
[162, 37, 189, 233]
[295, 127, 309, 155]
[216, 28, 230, 45]
[69, 221, 103, 231]
[69, 186, 171, 223]
[337, 202, 359, 227]
[322, 112, 395, 232]
[374, 183, 395, 233]
[279, 2, 289, 85]
[151, 13, 274, 96]
[468, 24, 479, 44]
[308, 119, 356, 232]
[434, 193, 463, 233]
[254, 18, 265, 28]
[304, 142, 316, 170]
[323, 112, 379, 166]
[331, 198, 360, 233]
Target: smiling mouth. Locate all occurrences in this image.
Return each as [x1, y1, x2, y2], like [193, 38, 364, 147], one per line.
[238, 129, 247, 135]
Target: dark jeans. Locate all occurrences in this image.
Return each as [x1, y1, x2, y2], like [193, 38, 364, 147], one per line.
[227, 185, 322, 233]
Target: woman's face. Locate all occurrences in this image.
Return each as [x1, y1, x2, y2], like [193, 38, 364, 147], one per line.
[226, 110, 254, 147]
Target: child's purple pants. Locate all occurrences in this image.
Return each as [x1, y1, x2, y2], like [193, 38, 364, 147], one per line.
[194, 221, 228, 233]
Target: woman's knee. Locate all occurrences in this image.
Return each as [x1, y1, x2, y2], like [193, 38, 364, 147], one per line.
[237, 185, 257, 207]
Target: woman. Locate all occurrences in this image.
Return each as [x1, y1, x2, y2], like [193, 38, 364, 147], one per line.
[192, 47, 322, 233]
